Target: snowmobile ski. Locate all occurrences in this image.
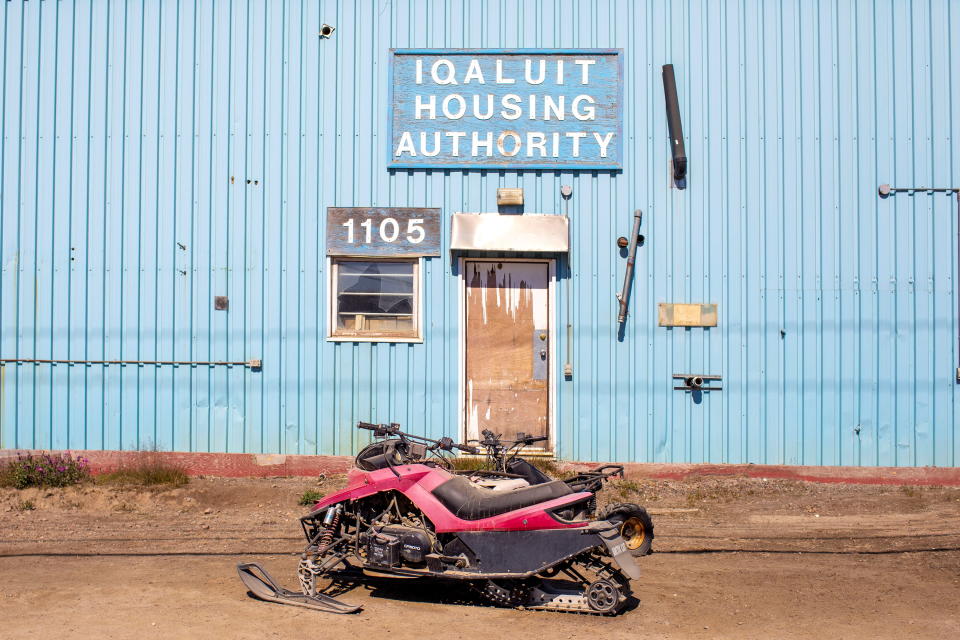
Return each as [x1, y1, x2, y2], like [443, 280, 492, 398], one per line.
[236, 563, 361, 614]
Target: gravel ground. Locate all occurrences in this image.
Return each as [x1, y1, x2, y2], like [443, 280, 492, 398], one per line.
[1, 473, 959, 639]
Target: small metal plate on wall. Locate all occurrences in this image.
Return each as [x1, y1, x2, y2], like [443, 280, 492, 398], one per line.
[497, 188, 524, 206]
[532, 330, 548, 380]
[658, 303, 717, 327]
[214, 296, 229, 311]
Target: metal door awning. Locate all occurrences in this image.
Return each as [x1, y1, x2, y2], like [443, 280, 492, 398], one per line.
[450, 213, 569, 253]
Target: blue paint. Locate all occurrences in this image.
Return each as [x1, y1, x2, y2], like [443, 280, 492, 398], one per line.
[388, 49, 622, 170]
[0, 0, 957, 469]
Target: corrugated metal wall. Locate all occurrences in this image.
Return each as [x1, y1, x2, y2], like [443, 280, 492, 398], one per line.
[1, 0, 958, 467]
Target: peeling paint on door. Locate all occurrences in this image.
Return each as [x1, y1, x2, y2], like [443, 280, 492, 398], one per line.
[464, 261, 550, 446]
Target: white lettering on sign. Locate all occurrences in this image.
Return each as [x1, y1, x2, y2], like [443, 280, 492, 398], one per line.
[497, 131, 521, 157]
[392, 53, 621, 166]
[420, 132, 440, 157]
[442, 94, 467, 119]
[406, 219, 425, 243]
[574, 59, 596, 84]
[341, 217, 426, 245]
[501, 94, 522, 120]
[415, 95, 436, 119]
[395, 131, 416, 156]
[594, 132, 614, 157]
[446, 131, 466, 156]
[464, 59, 485, 84]
[431, 59, 458, 85]
[327, 208, 440, 258]
[571, 95, 596, 120]
[495, 59, 515, 84]
[525, 59, 546, 84]
[472, 131, 493, 156]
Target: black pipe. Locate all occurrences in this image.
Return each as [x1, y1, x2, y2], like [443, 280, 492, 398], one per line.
[617, 209, 643, 325]
[662, 64, 687, 181]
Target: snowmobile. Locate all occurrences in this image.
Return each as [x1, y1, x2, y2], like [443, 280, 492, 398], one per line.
[459, 429, 654, 557]
[237, 421, 644, 615]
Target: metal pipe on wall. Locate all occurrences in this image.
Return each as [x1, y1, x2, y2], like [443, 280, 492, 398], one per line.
[616, 209, 643, 325]
[562, 185, 574, 377]
[662, 64, 687, 182]
[0, 358, 262, 369]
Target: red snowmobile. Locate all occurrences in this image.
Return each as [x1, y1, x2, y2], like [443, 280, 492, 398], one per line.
[238, 422, 645, 615]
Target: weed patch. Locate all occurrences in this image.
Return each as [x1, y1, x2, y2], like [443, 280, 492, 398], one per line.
[0, 453, 91, 489]
[448, 455, 572, 478]
[299, 489, 325, 506]
[529, 458, 573, 479]
[16, 499, 36, 511]
[96, 452, 188, 487]
[448, 456, 489, 472]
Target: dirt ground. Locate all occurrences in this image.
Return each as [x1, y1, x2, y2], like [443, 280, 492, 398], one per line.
[1, 473, 959, 639]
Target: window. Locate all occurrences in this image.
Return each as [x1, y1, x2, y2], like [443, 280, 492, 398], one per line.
[329, 259, 420, 341]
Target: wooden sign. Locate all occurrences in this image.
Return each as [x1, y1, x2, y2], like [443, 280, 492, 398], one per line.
[389, 49, 623, 170]
[326, 207, 441, 257]
[658, 303, 718, 327]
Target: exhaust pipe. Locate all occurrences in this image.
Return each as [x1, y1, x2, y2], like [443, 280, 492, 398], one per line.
[662, 64, 687, 182]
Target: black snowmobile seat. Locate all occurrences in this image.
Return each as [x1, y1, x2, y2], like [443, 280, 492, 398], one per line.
[431, 475, 574, 521]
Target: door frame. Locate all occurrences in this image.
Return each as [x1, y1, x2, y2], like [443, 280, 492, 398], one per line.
[457, 257, 557, 452]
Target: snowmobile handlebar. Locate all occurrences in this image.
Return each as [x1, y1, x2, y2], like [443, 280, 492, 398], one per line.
[356, 421, 477, 454]
[479, 429, 549, 448]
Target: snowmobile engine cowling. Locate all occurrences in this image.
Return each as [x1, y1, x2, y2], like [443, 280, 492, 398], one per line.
[380, 525, 433, 565]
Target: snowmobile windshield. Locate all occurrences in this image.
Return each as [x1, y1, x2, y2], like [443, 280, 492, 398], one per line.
[355, 440, 404, 471]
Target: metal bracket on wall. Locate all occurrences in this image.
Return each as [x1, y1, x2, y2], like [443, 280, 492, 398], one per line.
[673, 373, 722, 391]
[0, 358, 263, 370]
[878, 185, 960, 381]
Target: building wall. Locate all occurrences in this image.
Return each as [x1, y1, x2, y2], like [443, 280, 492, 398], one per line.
[1, 0, 958, 466]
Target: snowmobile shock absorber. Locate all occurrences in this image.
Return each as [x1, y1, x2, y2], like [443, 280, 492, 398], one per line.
[316, 504, 342, 554]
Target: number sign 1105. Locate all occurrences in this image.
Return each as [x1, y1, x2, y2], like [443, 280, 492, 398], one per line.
[342, 216, 426, 244]
[326, 207, 441, 257]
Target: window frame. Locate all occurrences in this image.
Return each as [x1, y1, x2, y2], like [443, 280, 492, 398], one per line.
[326, 257, 423, 343]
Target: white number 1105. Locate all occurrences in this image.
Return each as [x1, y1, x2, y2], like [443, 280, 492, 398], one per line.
[342, 217, 425, 244]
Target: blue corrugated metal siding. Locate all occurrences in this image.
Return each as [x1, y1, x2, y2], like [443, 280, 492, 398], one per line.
[1, 0, 958, 466]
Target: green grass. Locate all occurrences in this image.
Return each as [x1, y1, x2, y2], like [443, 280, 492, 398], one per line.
[96, 453, 189, 487]
[447, 455, 572, 479]
[299, 489, 325, 506]
[447, 456, 490, 472]
[97, 467, 189, 487]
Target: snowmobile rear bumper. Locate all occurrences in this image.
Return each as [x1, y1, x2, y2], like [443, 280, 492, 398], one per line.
[593, 521, 642, 581]
[236, 563, 361, 614]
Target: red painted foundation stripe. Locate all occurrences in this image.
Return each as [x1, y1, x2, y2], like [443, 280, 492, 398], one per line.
[2, 449, 959, 486]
